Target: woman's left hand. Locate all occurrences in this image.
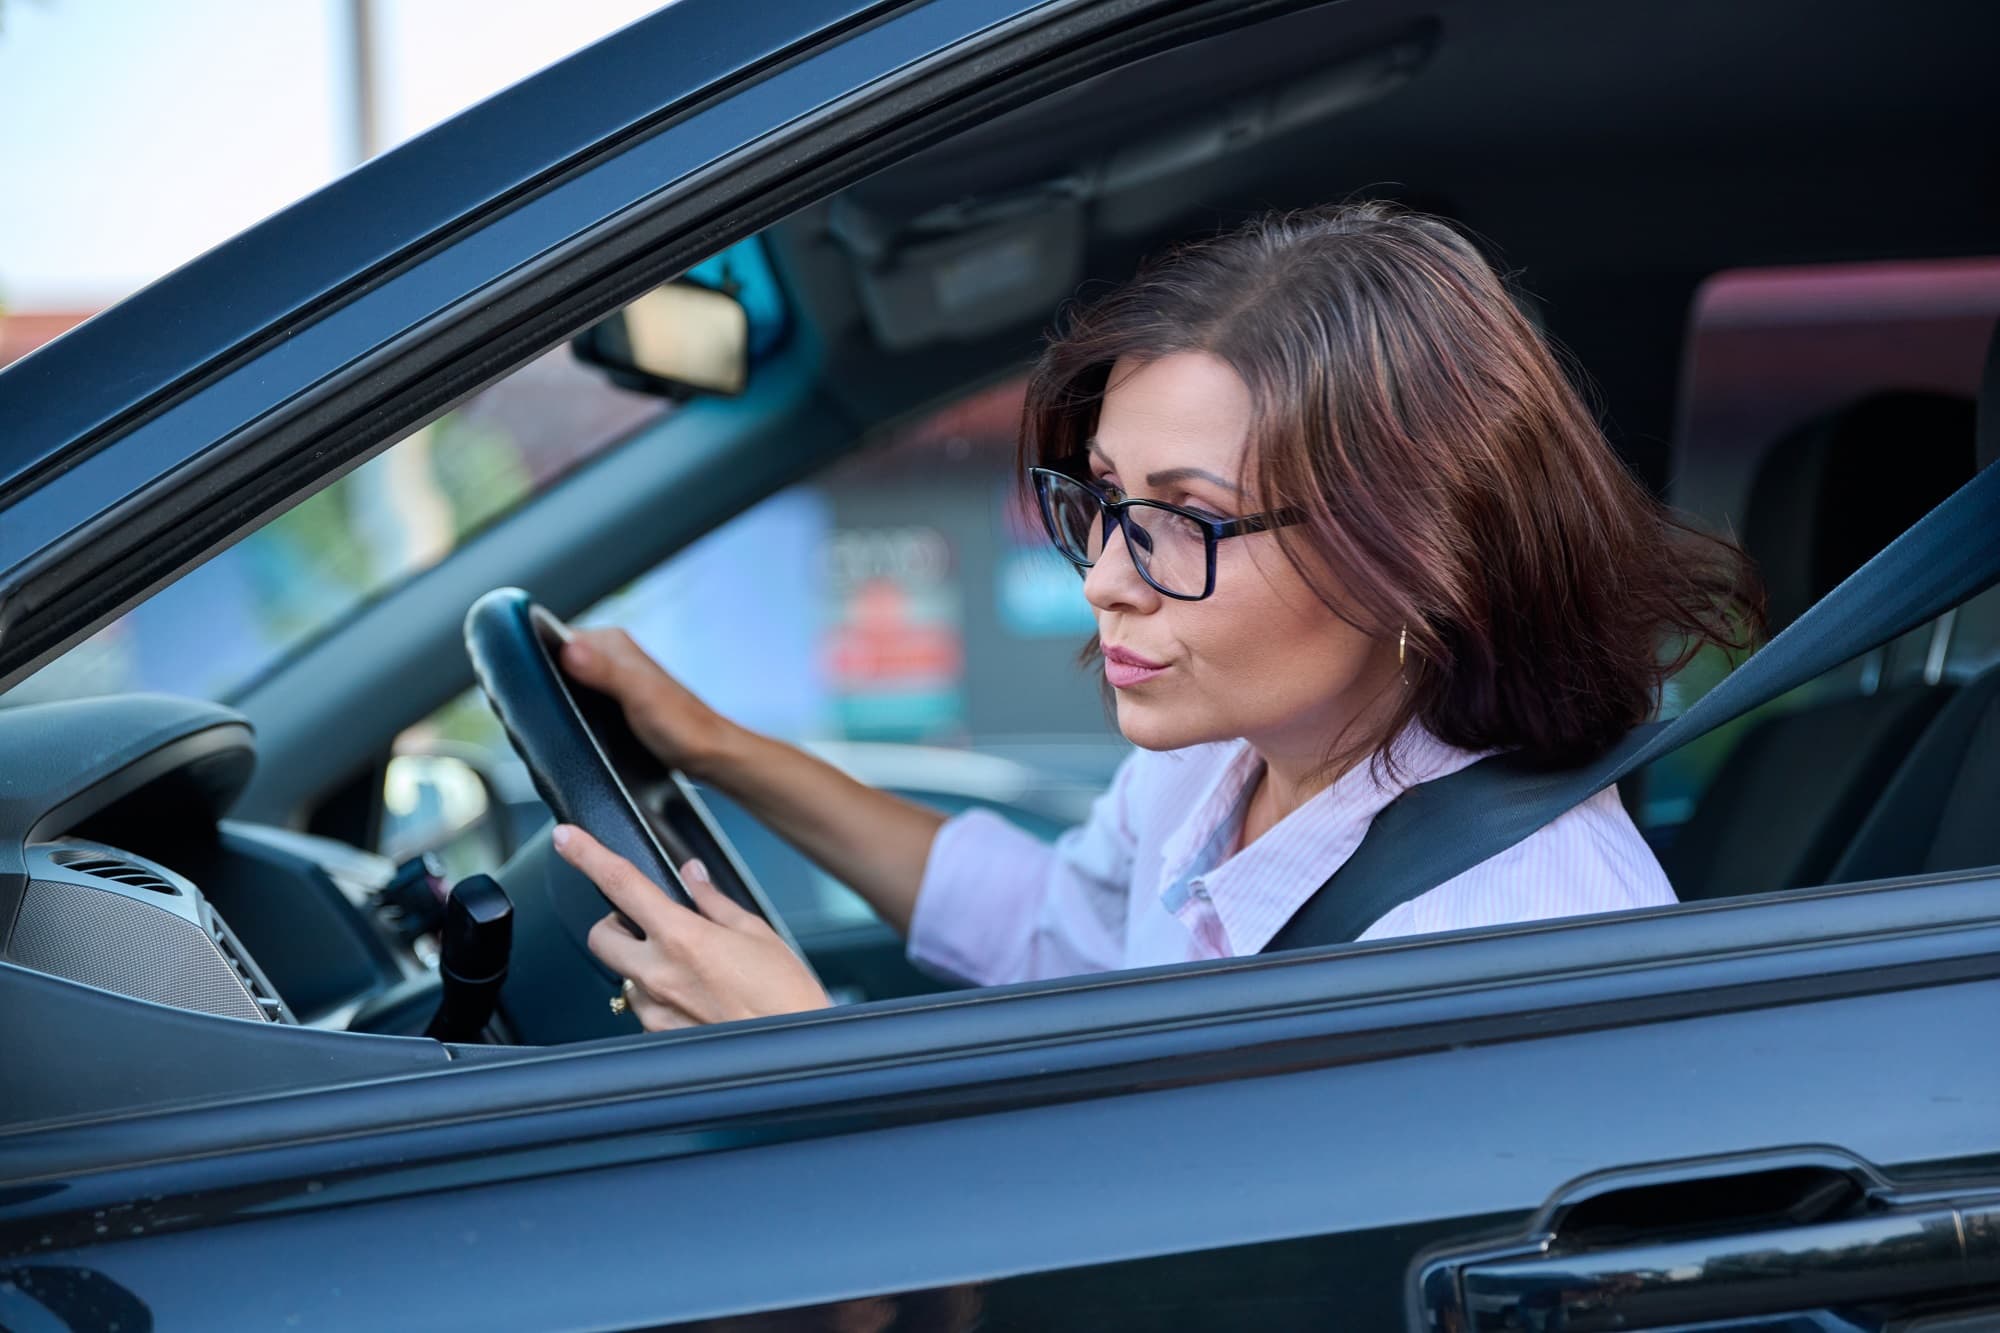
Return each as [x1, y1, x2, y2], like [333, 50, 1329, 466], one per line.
[552, 823, 832, 1030]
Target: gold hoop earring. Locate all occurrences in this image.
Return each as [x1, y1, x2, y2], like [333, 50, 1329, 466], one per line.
[1398, 625, 1409, 682]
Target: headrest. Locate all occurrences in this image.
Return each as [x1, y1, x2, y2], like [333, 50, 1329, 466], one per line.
[1746, 390, 1975, 633]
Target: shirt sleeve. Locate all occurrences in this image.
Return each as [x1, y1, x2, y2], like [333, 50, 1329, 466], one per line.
[906, 753, 1145, 986]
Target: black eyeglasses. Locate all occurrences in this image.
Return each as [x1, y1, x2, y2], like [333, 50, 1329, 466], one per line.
[1029, 466, 1305, 601]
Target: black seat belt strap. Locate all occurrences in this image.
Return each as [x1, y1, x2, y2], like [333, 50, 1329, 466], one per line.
[1263, 454, 2000, 952]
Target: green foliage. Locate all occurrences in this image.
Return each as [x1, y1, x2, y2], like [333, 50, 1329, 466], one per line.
[242, 410, 532, 643]
[1648, 633, 1794, 820]
[266, 478, 372, 591]
[425, 688, 507, 753]
[428, 414, 532, 538]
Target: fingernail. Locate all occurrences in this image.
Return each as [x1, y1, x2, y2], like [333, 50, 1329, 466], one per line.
[684, 858, 710, 884]
[552, 824, 575, 851]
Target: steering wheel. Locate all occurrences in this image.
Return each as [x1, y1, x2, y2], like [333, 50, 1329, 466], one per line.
[463, 587, 806, 1039]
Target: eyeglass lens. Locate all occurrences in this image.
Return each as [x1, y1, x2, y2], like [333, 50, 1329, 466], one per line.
[1040, 474, 1208, 597]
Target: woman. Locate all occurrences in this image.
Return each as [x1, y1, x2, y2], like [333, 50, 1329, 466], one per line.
[550, 202, 1761, 1031]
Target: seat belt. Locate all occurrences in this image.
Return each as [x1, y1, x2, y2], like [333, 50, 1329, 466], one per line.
[1262, 451, 2000, 952]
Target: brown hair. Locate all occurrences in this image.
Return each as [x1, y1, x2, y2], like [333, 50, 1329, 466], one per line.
[1021, 202, 1762, 771]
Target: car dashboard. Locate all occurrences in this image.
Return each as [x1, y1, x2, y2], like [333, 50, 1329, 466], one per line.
[0, 694, 485, 1131]
[0, 689, 1065, 1131]
[21, 814, 457, 1029]
[13, 835, 295, 1024]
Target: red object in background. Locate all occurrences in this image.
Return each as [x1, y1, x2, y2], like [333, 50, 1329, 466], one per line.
[1673, 256, 2000, 523]
[825, 578, 964, 685]
[0, 310, 97, 369]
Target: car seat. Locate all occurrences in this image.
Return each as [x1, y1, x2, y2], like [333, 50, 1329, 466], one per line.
[1823, 374, 2000, 885]
[1662, 390, 1975, 900]
[1826, 662, 2000, 882]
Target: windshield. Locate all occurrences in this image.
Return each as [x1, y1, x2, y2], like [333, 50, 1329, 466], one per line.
[3, 239, 786, 707]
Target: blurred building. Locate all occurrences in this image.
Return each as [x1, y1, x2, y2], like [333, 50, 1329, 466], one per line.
[0, 309, 94, 368]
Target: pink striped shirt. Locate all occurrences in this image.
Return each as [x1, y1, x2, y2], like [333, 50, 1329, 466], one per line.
[907, 727, 1675, 986]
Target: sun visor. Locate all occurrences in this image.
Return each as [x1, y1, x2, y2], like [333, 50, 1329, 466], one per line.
[829, 19, 1437, 352]
[835, 193, 1085, 350]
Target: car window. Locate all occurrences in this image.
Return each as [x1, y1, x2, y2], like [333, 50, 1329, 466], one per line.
[1641, 256, 2000, 831]
[0, 238, 785, 710]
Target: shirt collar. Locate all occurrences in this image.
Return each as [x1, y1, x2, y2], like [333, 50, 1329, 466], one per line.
[1160, 726, 1486, 954]
[1156, 740, 1266, 878]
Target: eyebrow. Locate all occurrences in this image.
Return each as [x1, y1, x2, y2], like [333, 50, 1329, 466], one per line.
[1085, 439, 1243, 496]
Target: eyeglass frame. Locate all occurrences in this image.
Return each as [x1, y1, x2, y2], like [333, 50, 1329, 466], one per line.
[1028, 465, 1307, 602]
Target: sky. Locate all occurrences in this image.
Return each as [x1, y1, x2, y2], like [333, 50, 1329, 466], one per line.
[0, 0, 665, 309]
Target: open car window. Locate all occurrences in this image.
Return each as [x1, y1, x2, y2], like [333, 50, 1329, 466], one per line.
[14, 225, 2000, 1041]
[0, 240, 785, 710]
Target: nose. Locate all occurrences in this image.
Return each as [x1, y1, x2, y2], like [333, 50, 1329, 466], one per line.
[1083, 517, 1159, 614]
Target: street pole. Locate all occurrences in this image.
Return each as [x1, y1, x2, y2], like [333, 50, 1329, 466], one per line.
[344, 0, 379, 164]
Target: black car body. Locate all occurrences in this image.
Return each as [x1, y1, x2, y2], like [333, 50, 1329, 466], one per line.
[4, 1, 2000, 1329]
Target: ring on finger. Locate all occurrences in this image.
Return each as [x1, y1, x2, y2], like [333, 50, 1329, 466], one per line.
[609, 977, 638, 1016]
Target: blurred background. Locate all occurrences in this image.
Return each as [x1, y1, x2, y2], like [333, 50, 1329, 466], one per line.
[1, 1, 659, 315]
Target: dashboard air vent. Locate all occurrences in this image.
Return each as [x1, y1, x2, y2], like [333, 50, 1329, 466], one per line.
[206, 912, 292, 1022]
[49, 848, 179, 896]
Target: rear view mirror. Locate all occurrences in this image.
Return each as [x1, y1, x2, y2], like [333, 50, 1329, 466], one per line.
[571, 279, 749, 398]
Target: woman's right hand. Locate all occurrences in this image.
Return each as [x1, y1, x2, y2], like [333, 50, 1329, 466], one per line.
[559, 627, 736, 782]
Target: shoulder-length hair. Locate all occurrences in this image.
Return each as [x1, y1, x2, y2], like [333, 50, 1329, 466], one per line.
[1021, 201, 1762, 770]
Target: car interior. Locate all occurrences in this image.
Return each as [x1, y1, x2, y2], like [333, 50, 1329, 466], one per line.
[5, 0, 2000, 1128]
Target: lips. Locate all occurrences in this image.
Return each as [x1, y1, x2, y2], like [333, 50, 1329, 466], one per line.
[1103, 643, 1170, 689]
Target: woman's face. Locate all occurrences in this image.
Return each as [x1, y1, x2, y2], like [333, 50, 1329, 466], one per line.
[1082, 352, 1398, 763]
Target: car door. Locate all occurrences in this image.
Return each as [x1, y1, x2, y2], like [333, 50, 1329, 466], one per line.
[7, 868, 2000, 1329]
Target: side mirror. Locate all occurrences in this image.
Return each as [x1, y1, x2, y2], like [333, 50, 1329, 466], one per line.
[381, 751, 506, 874]
[571, 279, 750, 399]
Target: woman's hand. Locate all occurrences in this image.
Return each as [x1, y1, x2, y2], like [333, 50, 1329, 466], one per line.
[552, 823, 831, 1030]
[558, 627, 736, 782]
[557, 622, 944, 938]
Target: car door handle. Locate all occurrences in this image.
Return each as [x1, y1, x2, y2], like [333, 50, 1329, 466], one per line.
[1416, 1153, 2000, 1332]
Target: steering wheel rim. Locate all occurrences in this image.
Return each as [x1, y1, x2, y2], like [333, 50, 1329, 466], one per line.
[463, 587, 787, 977]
